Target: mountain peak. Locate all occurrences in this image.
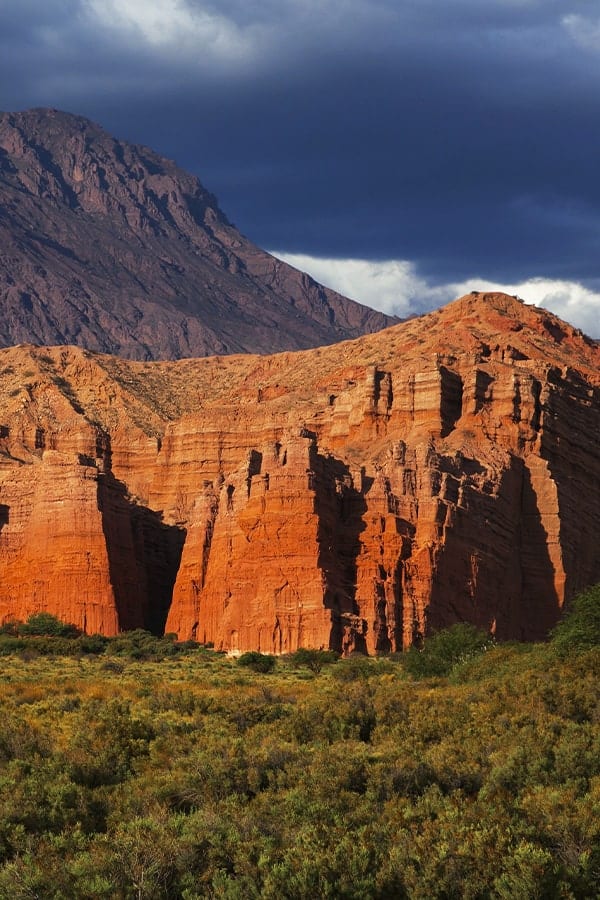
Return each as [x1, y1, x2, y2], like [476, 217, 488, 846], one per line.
[399, 291, 600, 377]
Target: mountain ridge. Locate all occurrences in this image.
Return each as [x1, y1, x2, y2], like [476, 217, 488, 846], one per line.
[0, 107, 397, 359]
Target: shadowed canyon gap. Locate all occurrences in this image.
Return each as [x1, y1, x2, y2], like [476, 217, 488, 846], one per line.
[0, 292, 599, 653]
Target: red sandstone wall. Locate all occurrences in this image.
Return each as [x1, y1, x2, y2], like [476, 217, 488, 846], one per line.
[1, 294, 599, 652]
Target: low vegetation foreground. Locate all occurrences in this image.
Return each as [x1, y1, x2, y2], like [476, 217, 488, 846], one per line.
[0, 588, 598, 898]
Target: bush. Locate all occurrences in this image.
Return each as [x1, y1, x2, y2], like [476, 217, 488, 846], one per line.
[237, 651, 276, 673]
[403, 623, 493, 678]
[551, 583, 600, 656]
[0, 636, 26, 655]
[105, 630, 180, 660]
[19, 613, 80, 638]
[79, 634, 110, 655]
[18, 637, 81, 656]
[289, 648, 339, 673]
[330, 655, 379, 682]
[0, 619, 21, 637]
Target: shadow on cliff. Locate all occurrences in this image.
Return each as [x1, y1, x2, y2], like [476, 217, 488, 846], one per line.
[517, 459, 563, 639]
[0, 504, 8, 532]
[96, 443, 185, 636]
[311, 446, 369, 654]
[426, 455, 561, 642]
[539, 369, 600, 604]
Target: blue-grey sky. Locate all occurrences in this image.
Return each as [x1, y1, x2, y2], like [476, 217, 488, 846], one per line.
[1, 0, 600, 334]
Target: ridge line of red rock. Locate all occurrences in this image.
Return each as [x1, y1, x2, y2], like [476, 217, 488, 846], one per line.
[0, 292, 599, 653]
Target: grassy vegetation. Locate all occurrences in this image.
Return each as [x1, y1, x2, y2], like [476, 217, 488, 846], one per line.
[0, 596, 597, 898]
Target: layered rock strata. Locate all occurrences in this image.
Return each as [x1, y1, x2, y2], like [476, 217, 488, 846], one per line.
[0, 293, 599, 652]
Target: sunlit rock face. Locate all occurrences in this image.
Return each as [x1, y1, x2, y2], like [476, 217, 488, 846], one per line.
[1, 293, 599, 652]
[0, 107, 395, 360]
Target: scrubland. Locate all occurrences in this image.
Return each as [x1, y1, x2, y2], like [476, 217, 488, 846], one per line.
[0, 591, 598, 898]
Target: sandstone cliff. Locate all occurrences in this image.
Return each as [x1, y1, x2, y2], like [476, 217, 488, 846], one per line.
[0, 108, 396, 360]
[1, 292, 599, 652]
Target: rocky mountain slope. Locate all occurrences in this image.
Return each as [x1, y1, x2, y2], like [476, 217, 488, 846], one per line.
[0, 108, 395, 359]
[0, 292, 599, 652]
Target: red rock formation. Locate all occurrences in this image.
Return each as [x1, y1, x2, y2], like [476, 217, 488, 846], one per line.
[0, 292, 599, 650]
[0, 108, 396, 360]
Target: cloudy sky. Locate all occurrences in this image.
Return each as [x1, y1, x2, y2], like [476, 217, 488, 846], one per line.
[1, 0, 600, 335]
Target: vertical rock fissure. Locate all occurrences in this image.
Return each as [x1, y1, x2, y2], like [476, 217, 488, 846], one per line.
[516, 456, 562, 640]
[311, 445, 368, 654]
[439, 366, 463, 436]
[97, 436, 186, 635]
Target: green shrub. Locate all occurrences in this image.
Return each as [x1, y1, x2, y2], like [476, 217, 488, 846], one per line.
[79, 634, 110, 655]
[19, 613, 80, 638]
[237, 651, 276, 673]
[403, 623, 493, 678]
[105, 630, 178, 660]
[0, 636, 26, 655]
[289, 648, 339, 673]
[18, 637, 81, 656]
[551, 583, 600, 656]
[330, 655, 379, 682]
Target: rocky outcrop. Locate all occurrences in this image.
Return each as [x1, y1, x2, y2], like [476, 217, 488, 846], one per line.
[0, 108, 396, 360]
[0, 293, 599, 650]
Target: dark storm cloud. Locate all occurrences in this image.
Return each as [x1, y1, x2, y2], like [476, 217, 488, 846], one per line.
[1, 0, 600, 288]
